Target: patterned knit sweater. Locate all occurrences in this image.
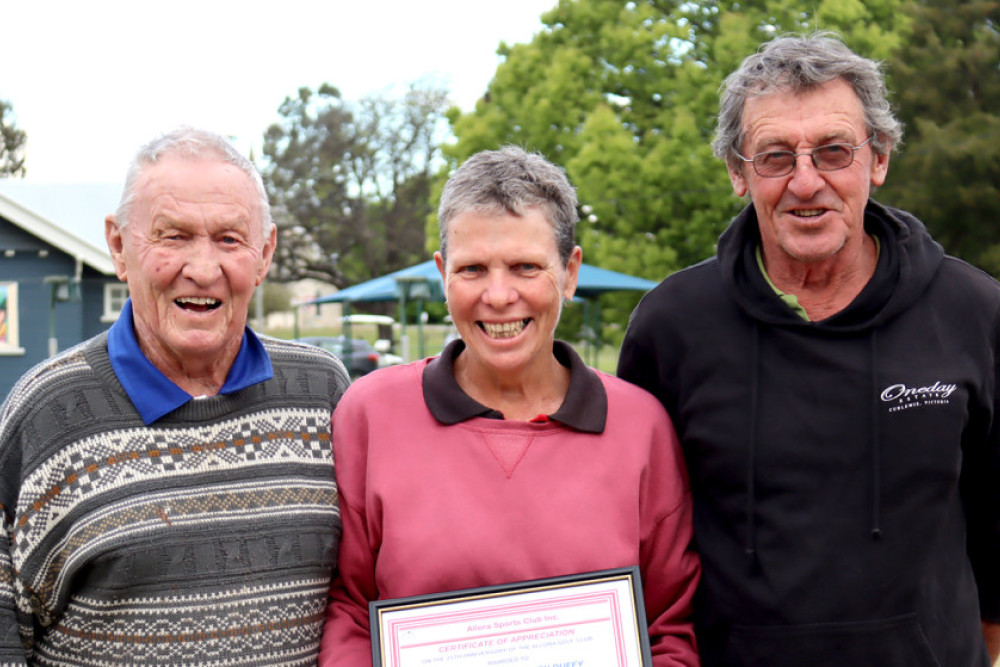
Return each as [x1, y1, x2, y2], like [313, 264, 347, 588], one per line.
[0, 333, 349, 666]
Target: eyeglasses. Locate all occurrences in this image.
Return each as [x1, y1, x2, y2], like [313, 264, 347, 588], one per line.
[736, 135, 874, 178]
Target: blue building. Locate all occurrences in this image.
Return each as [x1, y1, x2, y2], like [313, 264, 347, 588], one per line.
[0, 183, 124, 401]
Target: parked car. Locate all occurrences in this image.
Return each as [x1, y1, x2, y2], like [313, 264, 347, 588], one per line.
[340, 314, 405, 367]
[296, 336, 381, 377]
[373, 339, 404, 368]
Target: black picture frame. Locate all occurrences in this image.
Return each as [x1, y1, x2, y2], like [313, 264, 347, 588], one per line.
[370, 566, 652, 666]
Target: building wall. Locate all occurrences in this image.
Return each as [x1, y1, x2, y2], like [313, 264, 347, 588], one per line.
[264, 279, 344, 332]
[0, 214, 49, 251]
[0, 218, 117, 402]
[81, 276, 118, 339]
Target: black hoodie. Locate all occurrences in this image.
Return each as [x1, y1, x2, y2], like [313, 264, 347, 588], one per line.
[619, 201, 1000, 666]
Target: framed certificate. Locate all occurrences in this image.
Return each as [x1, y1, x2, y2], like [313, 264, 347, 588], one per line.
[370, 566, 652, 666]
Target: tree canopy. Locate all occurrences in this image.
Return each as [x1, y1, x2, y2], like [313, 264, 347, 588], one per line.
[0, 98, 26, 178]
[879, 0, 1000, 274]
[261, 83, 450, 288]
[439, 0, 909, 330]
[263, 1, 1000, 341]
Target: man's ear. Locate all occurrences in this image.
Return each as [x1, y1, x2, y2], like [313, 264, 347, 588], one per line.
[870, 140, 891, 188]
[728, 161, 749, 198]
[256, 224, 278, 286]
[105, 215, 129, 282]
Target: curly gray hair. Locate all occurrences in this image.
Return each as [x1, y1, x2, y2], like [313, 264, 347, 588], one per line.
[713, 32, 903, 170]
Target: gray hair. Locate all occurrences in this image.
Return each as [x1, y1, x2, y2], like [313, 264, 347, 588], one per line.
[114, 127, 273, 239]
[712, 32, 903, 169]
[438, 146, 579, 265]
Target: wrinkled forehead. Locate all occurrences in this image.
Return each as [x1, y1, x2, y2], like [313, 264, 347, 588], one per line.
[134, 156, 262, 224]
[741, 80, 866, 141]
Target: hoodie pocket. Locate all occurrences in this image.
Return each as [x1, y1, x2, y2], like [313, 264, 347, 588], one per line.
[723, 613, 941, 667]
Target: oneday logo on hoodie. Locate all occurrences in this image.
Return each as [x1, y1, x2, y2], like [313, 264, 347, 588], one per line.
[880, 381, 958, 413]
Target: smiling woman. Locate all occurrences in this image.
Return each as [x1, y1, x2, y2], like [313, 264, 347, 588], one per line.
[320, 147, 700, 667]
[436, 206, 580, 417]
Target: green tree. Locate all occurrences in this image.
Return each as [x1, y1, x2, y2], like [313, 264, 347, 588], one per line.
[880, 0, 1000, 274]
[0, 98, 26, 177]
[262, 282, 293, 315]
[262, 83, 450, 288]
[440, 0, 908, 335]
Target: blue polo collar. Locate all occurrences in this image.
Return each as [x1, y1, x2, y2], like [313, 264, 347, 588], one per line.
[108, 299, 273, 424]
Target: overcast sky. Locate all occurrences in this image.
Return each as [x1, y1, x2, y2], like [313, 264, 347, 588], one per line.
[3, 0, 555, 184]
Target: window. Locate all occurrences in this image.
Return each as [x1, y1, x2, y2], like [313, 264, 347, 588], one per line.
[102, 283, 129, 322]
[0, 282, 23, 354]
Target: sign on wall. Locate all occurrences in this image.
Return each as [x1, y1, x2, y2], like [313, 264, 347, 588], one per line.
[0, 282, 19, 350]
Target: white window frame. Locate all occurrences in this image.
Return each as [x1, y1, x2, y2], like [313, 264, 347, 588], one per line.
[102, 283, 129, 322]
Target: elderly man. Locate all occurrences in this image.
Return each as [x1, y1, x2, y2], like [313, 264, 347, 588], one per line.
[618, 33, 1000, 666]
[0, 128, 349, 665]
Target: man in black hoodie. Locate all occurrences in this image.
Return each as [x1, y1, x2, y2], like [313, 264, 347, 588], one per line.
[619, 32, 1000, 666]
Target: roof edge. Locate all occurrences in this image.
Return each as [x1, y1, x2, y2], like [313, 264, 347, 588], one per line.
[0, 190, 116, 275]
